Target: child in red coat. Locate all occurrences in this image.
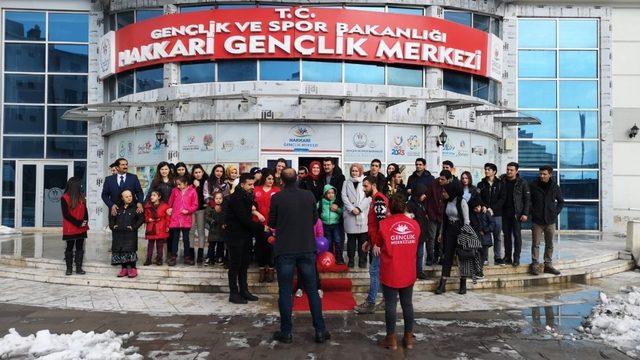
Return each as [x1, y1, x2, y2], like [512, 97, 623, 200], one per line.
[144, 190, 170, 266]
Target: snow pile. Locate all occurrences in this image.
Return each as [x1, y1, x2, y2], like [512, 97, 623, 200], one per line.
[0, 328, 142, 359]
[0, 226, 20, 235]
[579, 287, 640, 357]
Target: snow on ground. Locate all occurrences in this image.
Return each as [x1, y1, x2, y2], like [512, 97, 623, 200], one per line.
[0, 328, 141, 359]
[579, 286, 640, 358]
[0, 226, 20, 235]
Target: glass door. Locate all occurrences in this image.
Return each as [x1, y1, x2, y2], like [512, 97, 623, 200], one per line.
[15, 161, 73, 228]
[260, 155, 297, 171]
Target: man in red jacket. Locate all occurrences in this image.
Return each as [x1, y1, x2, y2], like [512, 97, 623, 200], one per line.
[354, 176, 389, 315]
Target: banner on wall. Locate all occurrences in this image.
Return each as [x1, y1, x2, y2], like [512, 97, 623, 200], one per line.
[441, 130, 471, 168]
[217, 123, 259, 162]
[470, 133, 497, 168]
[107, 132, 134, 163]
[98, 7, 503, 81]
[179, 124, 216, 163]
[134, 128, 166, 165]
[343, 125, 385, 162]
[261, 123, 341, 153]
[387, 126, 423, 163]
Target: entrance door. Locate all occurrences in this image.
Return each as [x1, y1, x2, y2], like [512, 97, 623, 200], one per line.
[15, 161, 74, 228]
[260, 155, 341, 173]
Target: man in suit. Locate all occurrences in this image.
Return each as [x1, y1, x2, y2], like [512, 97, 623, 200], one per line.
[101, 158, 145, 216]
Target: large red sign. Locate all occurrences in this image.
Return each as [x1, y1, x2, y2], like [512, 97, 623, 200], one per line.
[99, 7, 503, 81]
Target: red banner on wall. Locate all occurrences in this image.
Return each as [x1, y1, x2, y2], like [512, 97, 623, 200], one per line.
[98, 7, 503, 81]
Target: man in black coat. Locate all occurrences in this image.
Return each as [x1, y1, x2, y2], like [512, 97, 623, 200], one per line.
[406, 158, 434, 195]
[269, 168, 330, 344]
[500, 162, 531, 267]
[407, 184, 429, 280]
[528, 165, 564, 276]
[477, 162, 507, 265]
[319, 158, 345, 206]
[225, 173, 264, 304]
[363, 159, 386, 192]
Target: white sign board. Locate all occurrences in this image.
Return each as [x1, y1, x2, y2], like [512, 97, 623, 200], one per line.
[107, 131, 134, 164]
[179, 124, 216, 163]
[387, 125, 424, 163]
[98, 31, 116, 79]
[217, 123, 259, 162]
[487, 33, 504, 83]
[442, 130, 471, 168]
[470, 133, 497, 168]
[134, 127, 166, 165]
[343, 124, 385, 162]
[261, 123, 341, 153]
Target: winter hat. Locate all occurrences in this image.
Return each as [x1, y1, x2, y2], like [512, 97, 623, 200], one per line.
[249, 167, 261, 176]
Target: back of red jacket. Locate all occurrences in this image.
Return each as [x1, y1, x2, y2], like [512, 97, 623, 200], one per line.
[379, 214, 420, 289]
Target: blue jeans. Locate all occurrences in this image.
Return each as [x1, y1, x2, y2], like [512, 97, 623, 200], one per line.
[366, 255, 380, 304]
[275, 252, 326, 335]
[323, 223, 343, 260]
[416, 242, 425, 273]
[492, 216, 503, 261]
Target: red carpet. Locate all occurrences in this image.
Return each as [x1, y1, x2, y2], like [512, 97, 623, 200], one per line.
[292, 278, 356, 311]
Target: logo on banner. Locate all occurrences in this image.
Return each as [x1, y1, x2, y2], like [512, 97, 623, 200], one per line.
[138, 140, 161, 155]
[443, 138, 469, 157]
[353, 132, 368, 149]
[391, 136, 405, 156]
[291, 125, 314, 138]
[118, 140, 133, 158]
[220, 137, 251, 152]
[407, 134, 420, 150]
[183, 133, 214, 152]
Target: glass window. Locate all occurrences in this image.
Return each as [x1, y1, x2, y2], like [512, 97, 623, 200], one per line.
[444, 11, 471, 27]
[559, 81, 598, 109]
[136, 66, 163, 92]
[2, 199, 15, 227]
[181, 62, 215, 84]
[559, 20, 598, 49]
[559, 51, 597, 78]
[48, 75, 87, 104]
[560, 202, 598, 230]
[302, 60, 341, 82]
[443, 70, 471, 95]
[519, 19, 556, 48]
[218, 60, 257, 82]
[117, 71, 134, 97]
[560, 171, 598, 199]
[387, 7, 423, 15]
[518, 140, 557, 168]
[3, 105, 44, 134]
[518, 171, 543, 185]
[518, 111, 557, 139]
[47, 106, 87, 135]
[260, 60, 300, 81]
[3, 161, 16, 197]
[345, 62, 384, 85]
[559, 141, 598, 169]
[46, 137, 87, 159]
[48, 13, 88, 42]
[518, 80, 556, 108]
[473, 76, 490, 100]
[345, 6, 385, 12]
[116, 11, 134, 29]
[491, 17, 501, 37]
[5, 43, 45, 72]
[181, 5, 215, 13]
[3, 136, 44, 158]
[473, 14, 491, 33]
[4, 11, 45, 41]
[136, 9, 163, 22]
[4, 74, 45, 103]
[388, 65, 422, 87]
[48, 45, 88, 73]
[559, 111, 598, 139]
[74, 161, 87, 188]
[518, 50, 556, 78]
[217, 4, 256, 9]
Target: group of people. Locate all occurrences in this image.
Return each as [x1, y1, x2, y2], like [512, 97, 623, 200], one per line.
[59, 155, 564, 348]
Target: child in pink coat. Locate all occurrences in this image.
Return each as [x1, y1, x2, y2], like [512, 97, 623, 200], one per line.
[166, 175, 199, 266]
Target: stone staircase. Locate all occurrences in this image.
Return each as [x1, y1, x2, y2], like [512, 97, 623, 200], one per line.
[0, 250, 634, 294]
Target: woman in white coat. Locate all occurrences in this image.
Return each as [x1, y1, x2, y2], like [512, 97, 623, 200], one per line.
[342, 163, 372, 269]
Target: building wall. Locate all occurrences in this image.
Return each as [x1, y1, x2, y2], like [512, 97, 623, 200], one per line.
[612, 6, 640, 232]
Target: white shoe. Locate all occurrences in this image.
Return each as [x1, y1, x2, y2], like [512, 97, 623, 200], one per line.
[318, 289, 324, 299]
[295, 289, 303, 298]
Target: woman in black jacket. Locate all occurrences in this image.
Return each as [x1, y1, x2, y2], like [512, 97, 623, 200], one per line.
[110, 189, 144, 278]
[299, 160, 323, 202]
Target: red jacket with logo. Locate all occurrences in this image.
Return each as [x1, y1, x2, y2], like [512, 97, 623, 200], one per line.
[379, 214, 420, 288]
[367, 191, 389, 247]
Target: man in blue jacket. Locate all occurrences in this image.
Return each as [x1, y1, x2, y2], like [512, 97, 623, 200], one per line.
[101, 158, 144, 216]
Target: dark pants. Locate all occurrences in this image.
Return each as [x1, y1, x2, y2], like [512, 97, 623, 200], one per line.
[382, 284, 414, 335]
[426, 220, 441, 265]
[64, 238, 84, 267]
[481, 245, 490, 263]
[255, 230, 274, 267]
[502, 215, 522, 262]
[228, 239, 252, 294]
[275, 252, 326, 335]
[324, 223, 343, 261]
[120, 262, 136, 269]
[346, 233, 367, 263]
[441, 221, 461, 278]
[207, 241, 225, 261]
[146, 239, 165, 260]
[169, 228, 190, 258]
[296, 265, 322, 291]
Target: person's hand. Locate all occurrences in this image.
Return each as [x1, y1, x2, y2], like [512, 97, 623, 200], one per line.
[111, 205, 118, 216]
[480, 231, 485, 236]
[113, 225, 118, 229]
[362, 241, 371, 252]
[126, 226, 132, 230]
[166, 208, 173, 216]
[330, 204, 338, 212]
[372, 245, 381, 257]
[222, 224, 227, 229]
[264, 225, 270, 232]
[437, 235, 442, 244]
[81, 220, 87, 227]
[181, 209, 189, 215]
[487, 208, 494, 216]
[256, 213, 266, 223]
[136, 203, 144, 214]
[520, 215, 528, 222]
[352, 208, 360, 215]
[482, 206, 487, 213]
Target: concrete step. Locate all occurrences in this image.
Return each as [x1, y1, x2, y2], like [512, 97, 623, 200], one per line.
[0, 257, 634, 294]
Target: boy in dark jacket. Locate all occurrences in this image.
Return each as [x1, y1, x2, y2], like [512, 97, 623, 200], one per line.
[468, 198, 495, 271]
[407, 183, 429, 280]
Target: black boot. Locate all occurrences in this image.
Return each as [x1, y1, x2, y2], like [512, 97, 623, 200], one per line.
[458, 277, 467, 295]
[197, 248, 204, 265]
[75, 250, 86, 275]
[239, 269, 258, 301]
[228, 272, 247, 304]
[435, 277, 446, 294]
[65, 250, 73, 276]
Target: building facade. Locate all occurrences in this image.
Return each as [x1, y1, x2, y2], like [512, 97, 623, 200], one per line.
[1, 0, 637, 233]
